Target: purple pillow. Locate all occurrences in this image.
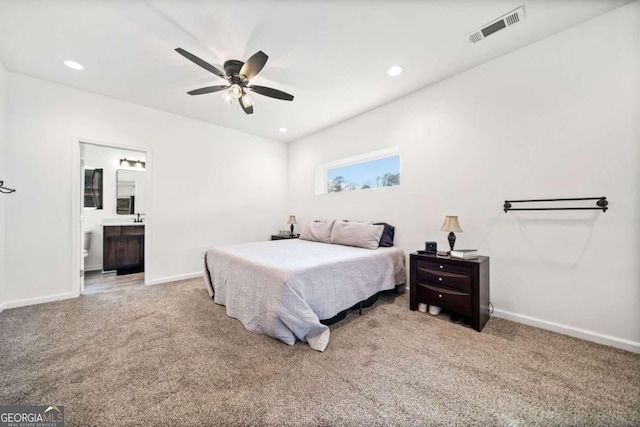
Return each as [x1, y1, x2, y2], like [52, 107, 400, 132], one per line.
[374, 222, 395, 247]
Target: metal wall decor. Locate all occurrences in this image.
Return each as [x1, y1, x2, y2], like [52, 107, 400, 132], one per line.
[503, 197, 608, 213]
[0, 180, 16, 194]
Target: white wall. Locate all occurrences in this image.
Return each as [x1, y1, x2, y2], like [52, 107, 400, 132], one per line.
[83, 144, 146, 271]
[4, 73, 288, 306]
[288, 4, 640, 351]
[0, 62, 7, 310]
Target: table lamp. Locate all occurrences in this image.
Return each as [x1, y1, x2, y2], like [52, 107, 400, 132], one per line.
[440, 216, 462, 253]
[287, 215, 297, 236]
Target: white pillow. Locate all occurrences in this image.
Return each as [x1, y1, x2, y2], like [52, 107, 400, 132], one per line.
[299, 220, 335, 243]
[330, 221, 384, 250]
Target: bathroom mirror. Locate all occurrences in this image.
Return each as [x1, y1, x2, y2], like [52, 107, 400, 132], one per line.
[116, 169, 145, 215]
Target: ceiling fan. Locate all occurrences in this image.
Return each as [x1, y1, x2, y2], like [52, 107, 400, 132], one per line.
[175, 48, 294, 115]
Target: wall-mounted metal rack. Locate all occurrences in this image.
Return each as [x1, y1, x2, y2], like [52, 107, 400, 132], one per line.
[0, 180, 16, 194]
[503, 197, 608, 213]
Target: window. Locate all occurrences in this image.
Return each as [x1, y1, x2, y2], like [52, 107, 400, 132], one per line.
[315, 147, 400, 194]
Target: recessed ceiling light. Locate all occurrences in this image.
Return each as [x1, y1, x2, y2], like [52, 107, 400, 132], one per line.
[64, 60, 84, 71]
[387, 65, 403, 76]
[279, 128, 288, 133]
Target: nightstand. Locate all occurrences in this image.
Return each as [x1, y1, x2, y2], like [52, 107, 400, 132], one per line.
[410, 253, 490, 332]
[271, 234, 300, 240]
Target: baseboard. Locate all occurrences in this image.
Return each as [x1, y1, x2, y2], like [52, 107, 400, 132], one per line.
[84, 264, 102, 272]
[1, 292, 77, 311]
[147, 272, 202, 286]
[492, 308, 640, 354]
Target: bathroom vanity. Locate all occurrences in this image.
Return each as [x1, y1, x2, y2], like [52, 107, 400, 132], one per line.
[103, 224, 145, 275]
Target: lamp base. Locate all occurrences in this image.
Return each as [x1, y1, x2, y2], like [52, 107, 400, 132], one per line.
[447, 232, 456, 253]
[290, 224, 295, 236]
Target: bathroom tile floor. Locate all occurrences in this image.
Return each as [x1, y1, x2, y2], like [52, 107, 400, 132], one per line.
[83, 271, 145, 294]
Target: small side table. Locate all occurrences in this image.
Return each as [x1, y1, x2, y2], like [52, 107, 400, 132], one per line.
[271, 234, 300, 241]
[410, 252, 490, 332]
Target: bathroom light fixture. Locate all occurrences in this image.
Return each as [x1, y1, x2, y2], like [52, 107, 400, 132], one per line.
[387, 65, 403, 76]
[279, 127, 288, 133]
[64, 60, 84, 70]
[120, 158, 145, 169]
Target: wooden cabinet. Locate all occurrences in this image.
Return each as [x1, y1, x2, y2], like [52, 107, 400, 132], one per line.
[410, 253, 490, 332]
[103, 225, 145, 275]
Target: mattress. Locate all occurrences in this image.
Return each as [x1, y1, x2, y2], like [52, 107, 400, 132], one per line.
[203, 239, 406, 351]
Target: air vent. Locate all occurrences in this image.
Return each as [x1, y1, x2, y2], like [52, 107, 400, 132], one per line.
[468, 32, 483, 43]
[505, 11, 520, 26]
[467, 6, 525, 43]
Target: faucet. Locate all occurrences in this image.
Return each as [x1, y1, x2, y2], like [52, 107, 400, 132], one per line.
[134, 213, 145, 223]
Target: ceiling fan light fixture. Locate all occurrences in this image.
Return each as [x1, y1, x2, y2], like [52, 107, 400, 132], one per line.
[176, 47, 295, 115]
[222, 91, 233, 105]
[229, 84, 243, 99]
[241, 92, 254, 107]
[387, 65, 403, 76]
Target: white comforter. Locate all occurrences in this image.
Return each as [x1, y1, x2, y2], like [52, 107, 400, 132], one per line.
[203, 239, 406, 351]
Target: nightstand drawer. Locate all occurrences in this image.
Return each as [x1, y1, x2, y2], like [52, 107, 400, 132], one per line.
[416, 283, 471, 311]
[416, 267, 471, 292]
[416, 259, 471, 276]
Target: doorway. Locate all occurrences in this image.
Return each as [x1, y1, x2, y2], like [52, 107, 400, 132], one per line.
[74, 141, 149, 295]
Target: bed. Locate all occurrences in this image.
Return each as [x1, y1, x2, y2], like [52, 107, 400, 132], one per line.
[203, 238, 406, 351]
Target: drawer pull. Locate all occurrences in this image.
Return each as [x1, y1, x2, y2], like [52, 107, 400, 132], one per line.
[440, 265, 443, 269]
[438, 277, 443, 281]
[438, 294, 442, 298]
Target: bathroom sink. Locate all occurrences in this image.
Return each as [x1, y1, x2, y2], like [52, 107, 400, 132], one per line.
[101, 218, 144, 226]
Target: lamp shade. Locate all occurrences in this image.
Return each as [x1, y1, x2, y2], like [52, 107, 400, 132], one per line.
[440, 216, 462, 233]
[287, 215, 297, 225]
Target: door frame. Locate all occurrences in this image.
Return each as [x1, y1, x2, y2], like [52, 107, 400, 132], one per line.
[71, 137, 153, 297]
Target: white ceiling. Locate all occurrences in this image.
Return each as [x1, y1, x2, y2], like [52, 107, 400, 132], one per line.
[0, 0, 632, 142]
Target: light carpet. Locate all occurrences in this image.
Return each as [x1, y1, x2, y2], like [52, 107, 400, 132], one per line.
[0, 278, 638, 426]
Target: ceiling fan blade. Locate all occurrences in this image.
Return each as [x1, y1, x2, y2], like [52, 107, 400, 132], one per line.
[187, 85, 230, 95]
[175, 48, 227, 80]
[239, 51, 268, 80]
[248, 85, 294, 101]
[239, 95, 254, 114]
